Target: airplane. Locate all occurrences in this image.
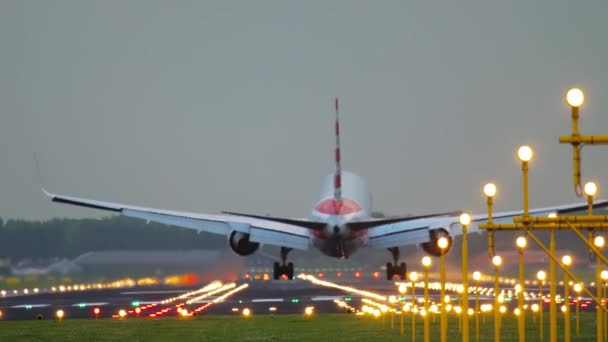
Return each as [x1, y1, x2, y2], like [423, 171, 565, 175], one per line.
[44, 98, 608, 280]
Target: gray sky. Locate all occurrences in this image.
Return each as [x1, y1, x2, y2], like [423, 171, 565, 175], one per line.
[2, 0, 608, 221]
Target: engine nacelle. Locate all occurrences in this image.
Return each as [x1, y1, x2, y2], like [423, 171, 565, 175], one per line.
[228, 231, 260, 256]
[420, 228, 452, 257]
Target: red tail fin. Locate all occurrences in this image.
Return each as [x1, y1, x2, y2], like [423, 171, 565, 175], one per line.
[334, 97, 342, 202]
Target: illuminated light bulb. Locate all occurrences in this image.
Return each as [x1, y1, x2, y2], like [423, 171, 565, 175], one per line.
[566, 88, 584, 108]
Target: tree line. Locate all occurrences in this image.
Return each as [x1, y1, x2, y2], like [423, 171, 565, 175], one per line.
[0, 216, 226, 260]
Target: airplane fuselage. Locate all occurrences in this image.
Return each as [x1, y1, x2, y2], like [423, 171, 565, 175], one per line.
[309, 171, 371, 258]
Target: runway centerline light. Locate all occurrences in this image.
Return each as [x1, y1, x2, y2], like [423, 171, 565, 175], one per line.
[566, 88, 584, 108]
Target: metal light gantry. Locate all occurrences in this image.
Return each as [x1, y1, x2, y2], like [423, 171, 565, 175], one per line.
[478, 88, 608, 342]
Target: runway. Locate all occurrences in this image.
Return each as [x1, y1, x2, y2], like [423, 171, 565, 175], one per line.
[0, 276, 593, 321]
[0, 280, 393, 320]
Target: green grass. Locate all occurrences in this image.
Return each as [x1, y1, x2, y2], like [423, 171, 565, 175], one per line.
[0, 313, 600, 341]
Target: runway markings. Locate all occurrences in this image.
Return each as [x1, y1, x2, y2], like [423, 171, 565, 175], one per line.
[10, 304, 49, 308]
[251, 298, 283, 303]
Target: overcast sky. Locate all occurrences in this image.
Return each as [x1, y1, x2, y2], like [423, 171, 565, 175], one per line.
[2, 0, 608, 221]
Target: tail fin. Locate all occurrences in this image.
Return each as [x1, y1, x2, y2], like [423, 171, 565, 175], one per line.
[334, 97, 342, 202]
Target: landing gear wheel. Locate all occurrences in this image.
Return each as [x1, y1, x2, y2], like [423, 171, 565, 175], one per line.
[273, 247, 294, 280]
[386, 262, 393, 280]
[399, 262, 407, 280]
[287, 262, 294, 280]
[273, 262, 281, 280]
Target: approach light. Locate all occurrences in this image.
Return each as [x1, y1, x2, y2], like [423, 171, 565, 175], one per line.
[562, 255, 572, 266]
[304, 306, 314, 316]
[473, 271, 481, 281]
[459, 213, 471, 226]
[516, 236, 527, 249]
[242, 308, 251, 317]
[399, 283, 407, 294]
[437, 237, 449, 250]
[517, 145, 533, 162]
[531, 304, 539, 312]
[566, 88, 585, 108]
[537, 270, 546, 281]
[595, 236, 605, 249]
[492, 256, 502, 267]
[93, 307, 101, 316]
[56, 309, 64, 320]
[483, 183, 497, 198]
[602, 271, 608, 281]
[118, 309, 127, 318]
[410, 272, 419, 282]
[422, 256, 432, 268]
[584, 182, 598, 197]
[548, 212, 557, 218]
[574, 283, 583, 293]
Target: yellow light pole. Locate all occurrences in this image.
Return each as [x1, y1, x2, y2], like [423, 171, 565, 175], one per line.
[573, 283, 582, 337]
[410, 271, 419, 342]
[438, 236, 449, 342]
[562, 255, 572, 342]
[516, 236, 527, 342]
[493, 255, 503, 342]
[473, 271, 481, 342]
[399, 283, 407, 336]
[602, 270, 608, 340]
[460, 213, 471, 342]
[518, 145, 536, 341]
[518, 145, 533, 216]
[484, 183, 497, 255]
[588, 181, 603, 342]
[565, 88, 585, 193]
[422, 256, 432, 342]
[531, 303, 539, 324]
[389, 295, 396, 329]
[537, 270, 547, 341]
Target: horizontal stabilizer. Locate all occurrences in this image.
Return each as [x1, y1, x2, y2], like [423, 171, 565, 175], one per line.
[222, 211, 327, 231]
[348, 211, 462, 231]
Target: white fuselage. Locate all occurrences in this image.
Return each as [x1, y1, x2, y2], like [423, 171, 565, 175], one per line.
[308, 171, 372, 258]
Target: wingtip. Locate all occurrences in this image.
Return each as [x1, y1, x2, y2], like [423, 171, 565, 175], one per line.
[42, 188, 53, 198]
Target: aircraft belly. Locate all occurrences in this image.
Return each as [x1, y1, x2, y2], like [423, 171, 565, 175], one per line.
[312, 236, 364, 259]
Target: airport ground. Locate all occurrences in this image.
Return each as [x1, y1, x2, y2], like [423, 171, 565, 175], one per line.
[0, 278, 601, 341]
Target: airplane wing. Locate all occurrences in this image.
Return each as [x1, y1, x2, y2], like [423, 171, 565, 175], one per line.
[43, 190, 310, 250]
[367, 200, 608, 249]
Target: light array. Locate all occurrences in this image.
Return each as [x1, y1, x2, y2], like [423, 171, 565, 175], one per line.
[298, 274, 387, 302]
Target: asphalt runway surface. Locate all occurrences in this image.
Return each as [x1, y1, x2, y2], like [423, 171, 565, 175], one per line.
[0, 279, 593, 321]
[0, 280, 394, 320]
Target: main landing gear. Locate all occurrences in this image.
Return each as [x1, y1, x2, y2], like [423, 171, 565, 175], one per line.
[273, 247, 294, 280]
[386, 247, 407, 280]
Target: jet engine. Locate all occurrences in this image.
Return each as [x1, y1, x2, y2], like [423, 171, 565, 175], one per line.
[228, 231, 260, 256]
[420, 228, 452, 257]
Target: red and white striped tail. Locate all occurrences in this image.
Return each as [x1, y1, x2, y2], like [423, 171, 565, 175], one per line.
[334, 97, 342, 202]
